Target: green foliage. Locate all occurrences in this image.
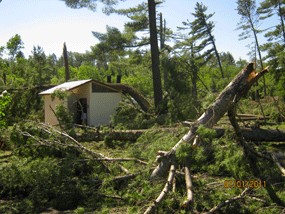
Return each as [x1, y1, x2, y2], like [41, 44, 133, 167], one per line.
[51, 89, 70, 101]
[0, 156, 85, 213]
[167, 93, 200, 123]
[210, 140, 251, 179]
[112, 102, 155, 129]
[6, 34, 24, 60]
[2, 0, 285, 211]
[55, 104, 73, 125]
[196, 125, 216, 140]
[0, 90, 11, 128]
[201, 92, 218, 109]
[4, 87, 43, 125]
[176, 142, 192, 165]
[58, 65, 78, 81]
[77, 64, 101, 80]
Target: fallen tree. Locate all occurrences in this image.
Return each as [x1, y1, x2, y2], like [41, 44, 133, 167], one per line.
[150, 63, 269, 179]
[7, 63, 285, 213]
[143, 63, 285, 213]
[75, 127, 285, 142]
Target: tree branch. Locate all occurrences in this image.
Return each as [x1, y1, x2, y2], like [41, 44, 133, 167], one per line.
[206, 187, 250, 214]
[144, 160, 176, 214]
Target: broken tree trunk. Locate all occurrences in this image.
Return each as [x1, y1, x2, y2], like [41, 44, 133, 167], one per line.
[63, 42, 70, 82]
[150, 63, 269, 178]
[143, 63, 270, 212]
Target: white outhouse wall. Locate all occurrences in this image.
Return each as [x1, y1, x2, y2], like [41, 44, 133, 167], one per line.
[89, 92, 121, 126]
[44, 95, 66, 125]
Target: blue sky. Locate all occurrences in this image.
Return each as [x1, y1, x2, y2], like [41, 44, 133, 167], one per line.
[0, 0, 275, 62]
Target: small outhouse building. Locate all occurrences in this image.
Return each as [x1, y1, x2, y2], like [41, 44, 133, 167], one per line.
[39, 79, 122, 126]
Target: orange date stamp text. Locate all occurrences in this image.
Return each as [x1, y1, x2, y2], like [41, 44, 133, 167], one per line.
[224, 180, 266, 188]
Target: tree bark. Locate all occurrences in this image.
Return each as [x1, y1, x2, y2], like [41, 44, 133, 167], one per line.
[148, 0, 163, 110]
[63, 42, 70, 82]
[249, 18, 266, 96]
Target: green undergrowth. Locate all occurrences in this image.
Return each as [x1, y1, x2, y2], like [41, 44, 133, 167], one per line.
[2, 93, 285, 213]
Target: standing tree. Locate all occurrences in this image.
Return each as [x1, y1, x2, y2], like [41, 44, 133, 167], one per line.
[91, 25, 132, 68]
[236, 0, 266, 96]
[148, 0, 163, 110]
[6, 34, 24, 63]
[174, 31, 203, 99]
[258, 0, 285, 43]
[257, 0, 285, 98]
[5, 34, 25, 85]
[29, 46, 49, 86]
[188, 2, 224, 78]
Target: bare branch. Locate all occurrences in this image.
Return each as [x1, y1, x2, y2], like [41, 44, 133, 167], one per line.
[206, 187, 250, 214]
[144, 161, 176, 214]
[182, 155, 193, 207]
[270, 152, 285, 176]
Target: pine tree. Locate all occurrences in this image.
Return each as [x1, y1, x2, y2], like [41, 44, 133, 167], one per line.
[257, 1, 285, 96]
[189, 2, 224, 78]
[258, 0, 285, 42]
[236, 0, 266, 96]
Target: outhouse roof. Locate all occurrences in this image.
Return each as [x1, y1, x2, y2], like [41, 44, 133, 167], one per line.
[39, 79, 92, 95]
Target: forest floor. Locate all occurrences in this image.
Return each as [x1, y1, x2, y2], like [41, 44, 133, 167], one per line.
[1, 96, 285, 213]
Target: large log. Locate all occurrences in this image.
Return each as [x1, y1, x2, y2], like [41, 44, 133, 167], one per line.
[75, 127, 285, 143]
[216, 128, 285, 142]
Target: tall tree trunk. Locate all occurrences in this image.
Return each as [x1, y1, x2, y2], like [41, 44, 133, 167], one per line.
[203, 16, 224, 78]
[63, 42, 70, 82]
[250, 19, 266, 96]
[160, 13, 168, 92]
[191, 68, 198, 99]
[278, 3, 285, 43]
[148, 0, 163, 110]
[159, 13, 164, 51]
[210, 35, 224, 78]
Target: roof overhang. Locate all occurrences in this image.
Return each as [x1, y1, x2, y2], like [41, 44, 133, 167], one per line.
[39, 79, 120, 95]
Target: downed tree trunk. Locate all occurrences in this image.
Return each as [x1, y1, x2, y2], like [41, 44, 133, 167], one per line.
[106, 83, 152, 112]
[75, 127, 285, 142]
[75, 128, 173, 142]
[216, 128, 285, 142]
